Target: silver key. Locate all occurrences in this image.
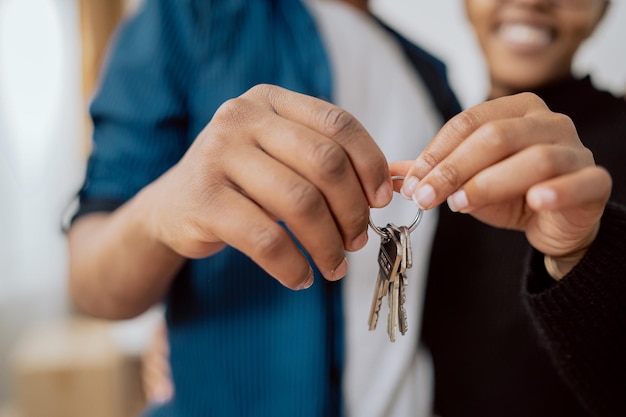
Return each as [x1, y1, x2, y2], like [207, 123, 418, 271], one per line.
[368, 268, 386, 330]
[388, 275, 400, 341]
[401, 226, 414, 335]
[369, 226, 401, 331]
[388, 224, 410, 337]
[398, 269, 408, 335]
[400, 225, 413, 269]
[385, 225, 403, 342]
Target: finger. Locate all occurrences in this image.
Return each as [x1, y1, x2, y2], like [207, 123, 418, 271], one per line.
[526, 167, 611, 258]
[224, 147, 350, 284]
[252, 111, 371, 252]
[405, 92, 550, 180]
[389, 160, 413, 176]
[526, 166, 612, 212]
[387, 160, 416, 195]
[447, 144, 592, 213]
[206, 185, 318, 290]
[402, 98, 582, 210]
[244, 84, 393, 208]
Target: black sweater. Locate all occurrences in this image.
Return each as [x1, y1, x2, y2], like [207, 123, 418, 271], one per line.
[422, 76, 626, 417]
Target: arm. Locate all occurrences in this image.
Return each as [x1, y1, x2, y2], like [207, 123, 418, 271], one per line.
[524, 201, 626, 417]
[68, 202, 185, 320]
[69, 0, 392, 320]
[394, 92, 611, 273]
[69, 84, 393, 319]
[393, 92, 620, 416]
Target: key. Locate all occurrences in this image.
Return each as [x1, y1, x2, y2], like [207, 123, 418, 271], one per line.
[368, 268, 386, 331]
[396, 226, 410, 336]
[399, 226, 413, 335]
[387, 224, 410, 337]
[369, 226, 402, 331]
[400, 225, 413, 270]
[385, 225, 403, 342]
[398, 269, 408, 335]
[388, 275, 400, 341]
[367, 192, 421, 341]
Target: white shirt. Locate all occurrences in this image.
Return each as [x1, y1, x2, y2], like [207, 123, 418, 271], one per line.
[305, 2, 443, 416]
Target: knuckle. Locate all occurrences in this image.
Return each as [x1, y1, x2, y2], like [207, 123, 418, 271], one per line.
[478, 122, 509, 150]
[212, 97, 250, 127]
[310, 141, 349, 180]
[553, 112, 577, 136]
[436, 162, 461, 189]
[320, 107, 360, 139]
[286, 180, 325, 217]
[513, 92, 549, 113]
[249, 223, 287, 260]
[581, 146, 595, 164]
[345, 209, 369, 236]
[419, 149, 440, 172]
[247, 83, 276, 100]
[533, 146, 564, 176]
[519, 92, 547, 109]
[447, 110, 479, 137]
[471, 174, 489, 198]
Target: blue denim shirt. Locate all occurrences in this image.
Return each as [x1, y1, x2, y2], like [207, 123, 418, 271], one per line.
[78, 1, 459, 416]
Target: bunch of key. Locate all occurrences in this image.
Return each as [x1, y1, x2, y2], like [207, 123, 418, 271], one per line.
[368, 223, 413, 342]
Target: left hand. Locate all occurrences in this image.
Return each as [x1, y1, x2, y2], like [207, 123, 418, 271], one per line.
[392, 93, 612, 278]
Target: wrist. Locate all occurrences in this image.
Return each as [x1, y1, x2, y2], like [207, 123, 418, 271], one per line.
[131, 182, 176, 255]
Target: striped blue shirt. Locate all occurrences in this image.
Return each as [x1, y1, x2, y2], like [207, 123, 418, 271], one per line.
[78, 1, 460, 416]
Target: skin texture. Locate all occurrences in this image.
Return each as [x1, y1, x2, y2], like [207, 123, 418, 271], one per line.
[69, 1, 609, 319]
[464, 0, 608, 98]
[398, 93, 611, 278]
[69, 85, 393, 319]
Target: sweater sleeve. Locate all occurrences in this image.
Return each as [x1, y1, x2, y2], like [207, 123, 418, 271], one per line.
[524, 201, 626, 417]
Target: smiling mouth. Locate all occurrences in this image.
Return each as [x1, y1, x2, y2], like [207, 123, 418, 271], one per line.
[497, 22, 553, 52]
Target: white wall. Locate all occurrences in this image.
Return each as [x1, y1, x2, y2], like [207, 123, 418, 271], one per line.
[0, 0, 157, 405]
[0, 0, 85, 403]
[372, 0, 626, 108]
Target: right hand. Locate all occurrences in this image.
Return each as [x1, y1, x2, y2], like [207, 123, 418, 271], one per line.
[140, 84, 392, 290]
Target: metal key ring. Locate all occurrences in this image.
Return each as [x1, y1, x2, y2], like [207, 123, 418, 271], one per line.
[368, 175, 423, 238]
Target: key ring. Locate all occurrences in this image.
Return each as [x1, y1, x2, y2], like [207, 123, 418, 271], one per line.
[368, 176, 423, 238]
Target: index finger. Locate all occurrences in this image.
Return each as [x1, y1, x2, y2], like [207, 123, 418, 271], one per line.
[246, 84, 393, 208]
[400, 93, 550, 208]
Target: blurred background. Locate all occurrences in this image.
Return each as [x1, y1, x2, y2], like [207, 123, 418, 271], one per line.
[0, 0, 624, 416]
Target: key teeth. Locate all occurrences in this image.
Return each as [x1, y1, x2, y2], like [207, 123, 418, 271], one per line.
[399, 308, 408, 335]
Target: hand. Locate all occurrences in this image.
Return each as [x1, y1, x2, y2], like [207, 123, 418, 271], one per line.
[141, 84, 392, 289]
[392, 93, 612, 278]
[142, 321, 173, 405]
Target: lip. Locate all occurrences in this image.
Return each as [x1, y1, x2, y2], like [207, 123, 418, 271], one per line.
[494, 20, 555, 54]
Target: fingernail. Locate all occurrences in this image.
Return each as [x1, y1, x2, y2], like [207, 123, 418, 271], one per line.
[447, 190, 468, 212]
[298, 268, 315, 290]
[401, 177, 419, 200]
[331, 257, 348, 281]
[375, 181, 393, 206]
[350, 230, 368, 251]
[152, 385, 174, 404]
[413, 184, 435, 209]
[529, 188, 556, 208]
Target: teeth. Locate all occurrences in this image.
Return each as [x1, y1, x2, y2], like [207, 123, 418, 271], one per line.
[499, 23, 551, 49]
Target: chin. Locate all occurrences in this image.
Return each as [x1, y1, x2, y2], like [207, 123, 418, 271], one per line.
[492, 71, 553, 95]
